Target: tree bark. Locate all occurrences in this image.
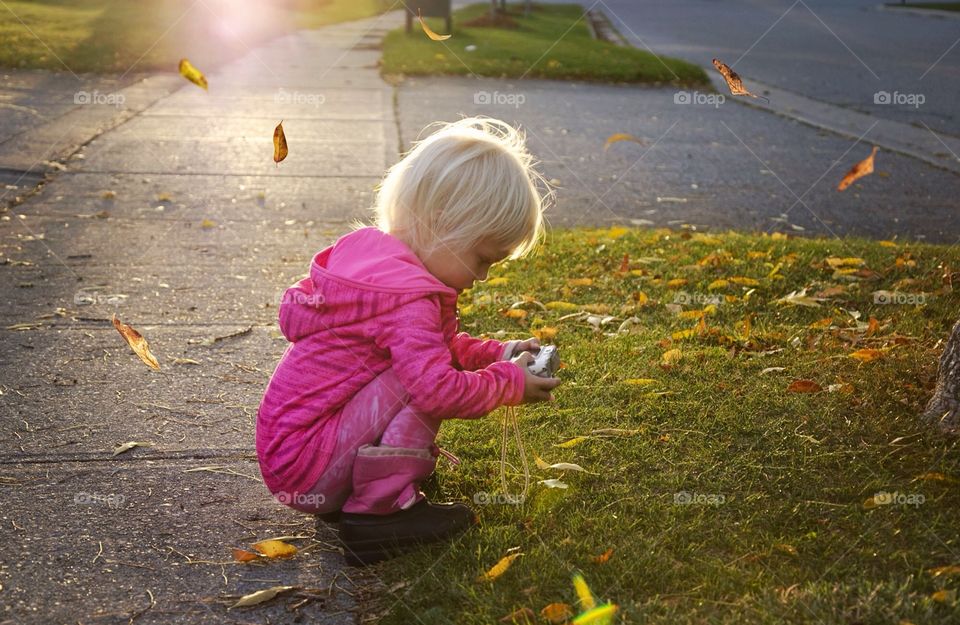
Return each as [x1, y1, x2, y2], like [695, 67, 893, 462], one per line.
[922, 318, 960, 433]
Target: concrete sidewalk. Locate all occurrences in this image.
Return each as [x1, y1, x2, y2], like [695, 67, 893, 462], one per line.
[0, 11, 406, 625]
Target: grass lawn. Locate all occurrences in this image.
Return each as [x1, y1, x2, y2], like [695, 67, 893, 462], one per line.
[369, 226, 960, 624]
[0, 0, 394, 73]
[888, 2, 960, 11]
[382, 3, 709, 86]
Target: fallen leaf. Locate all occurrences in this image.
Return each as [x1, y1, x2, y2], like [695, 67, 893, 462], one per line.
[729, 276, 760, 286]
[112, 314, 160, 370]
[787, 379, 822, 393]
[661, 348, 683, 366]
[915, 472, 959, 484]
[622, 378, 656, 386]
[232, 548, 259, 563]
[418, 8, 451, 40]
[477, 553, 523, 582]
[760, 367, 786, 375]
[931, 589, 956, 603]
[712, 58, 769, 102]
[555, 436, 590, 448]
[178, 58, 208, 90]
[774, 543, 798, 556]
[200, 218, 216, 229]
[928, 565, 960, 577]
[591, 549, 614, 564]
[573, 574, 596, 610]
[252, 539, 297, 559]
[534, 457, 590, 473]
[112, 441, 154, 456]
[273, 121, 288, 165]
[850, 348, 882, 362]
[230, 585, 295, 609]
[540, 602, 574, 624]
[604, 133, 645, 150]
[572, 603, 618, 624]
[775, 289, 825, 308]
[837, 146, 878, 191]
[539, 478, 569, 489]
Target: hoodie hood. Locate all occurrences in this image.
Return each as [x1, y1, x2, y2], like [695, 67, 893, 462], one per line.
[278, 227, 459, 342]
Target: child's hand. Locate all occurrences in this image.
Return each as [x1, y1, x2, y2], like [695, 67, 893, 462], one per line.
[510, 351, 561, 404]
[513, 337, 540, 354]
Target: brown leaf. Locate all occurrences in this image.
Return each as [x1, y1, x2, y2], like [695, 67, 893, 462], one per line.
[850, 348, 882, 362]
[112, 314, 160, 370]
[592, 548, 614, 564]
[837, 146, 878, 191]
[787, 379, 822, 393]
[604, 133, 646, 151]
[273, 121, 288, 165]
[232, 548, 260, 563]
[712, 58, 769, 102]
[540, 602, 574, 624]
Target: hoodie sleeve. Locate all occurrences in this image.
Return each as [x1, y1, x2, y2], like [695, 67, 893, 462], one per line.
[449, 332, 516, 371]
[376, 296, 526, 420]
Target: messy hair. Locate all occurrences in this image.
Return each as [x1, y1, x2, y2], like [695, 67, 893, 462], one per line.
[359, 116, 552, 261]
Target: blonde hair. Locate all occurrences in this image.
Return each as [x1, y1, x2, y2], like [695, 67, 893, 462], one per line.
[359, 116, 551, 261]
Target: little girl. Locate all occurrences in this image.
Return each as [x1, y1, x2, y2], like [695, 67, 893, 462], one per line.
[256, 117, 561, 566]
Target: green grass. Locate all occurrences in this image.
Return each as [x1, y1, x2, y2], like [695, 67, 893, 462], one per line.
[888, 2, 960, 11]
[369, 226, 960, 624]
[0, 0, 393, 73]
[382, 3, 709, 86]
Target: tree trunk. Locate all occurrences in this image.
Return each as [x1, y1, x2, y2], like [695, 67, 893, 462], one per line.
[922, 318, 960, 433]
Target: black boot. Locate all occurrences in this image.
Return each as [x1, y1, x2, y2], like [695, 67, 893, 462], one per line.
[339, 499, 477, 566]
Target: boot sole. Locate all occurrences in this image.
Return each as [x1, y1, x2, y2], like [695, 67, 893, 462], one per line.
[341, 524, 473, 567]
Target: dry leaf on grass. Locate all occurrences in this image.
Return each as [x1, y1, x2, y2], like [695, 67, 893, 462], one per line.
[477, 552, 523, 582]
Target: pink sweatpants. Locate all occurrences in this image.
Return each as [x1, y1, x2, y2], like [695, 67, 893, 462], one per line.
[300, 366, 443, 516]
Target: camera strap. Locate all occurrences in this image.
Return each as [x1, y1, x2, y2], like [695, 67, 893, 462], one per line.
[499, 405, 530, 501]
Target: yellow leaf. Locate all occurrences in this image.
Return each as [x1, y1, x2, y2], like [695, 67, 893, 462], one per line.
[826, 256, 866, 268]
[931, 589, 956, 603]
[879, 240, 898, 248]
[486, 277, 510, 286]
[850, 348, 882, 362]
[708, 279, 729, 290]
[273, 121, 288, 165]
[672, 328, 696, 340]
[112, 314, 160, 370]
[774, 543, 798, 556]
[477, 553, 523, 582]
[622, 378, 656, 386]
[928, 565, 960, 577]
[661, 348, 682, 366]
[809, 317, 833, 329]
[504, 309, 528, 319]
[605, 226, 629, 239]
[635, 291, 649, 305]
[252, 539, 298, 559]
[178, 58, 208, 90]
[545, 301, 579, 311]
[729, 276, 760, 286]
[666, 278, 688, 288]
[418, 8, 451, 40]
[555, 436, 590, 448]
[534, 455, 549, 470]
[201, 218, 216, 229]
[572, 604, 618, 625]
[533, 327, 558, 341]
[573, 572, 596, 609]
[604, 133, 645, 151]
[567, 278, 594, 287]
[540, 602, 573, 624]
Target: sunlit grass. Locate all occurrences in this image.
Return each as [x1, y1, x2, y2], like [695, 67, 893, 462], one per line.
[382, 2, 709, 85]
[0, 0, 393, 73]
[369, 226, 960, 624]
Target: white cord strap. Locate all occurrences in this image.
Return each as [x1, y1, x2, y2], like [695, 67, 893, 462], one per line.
[499, 405, 529, 502]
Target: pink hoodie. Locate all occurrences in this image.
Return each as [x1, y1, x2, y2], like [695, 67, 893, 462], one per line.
[256, 227, 526, 496]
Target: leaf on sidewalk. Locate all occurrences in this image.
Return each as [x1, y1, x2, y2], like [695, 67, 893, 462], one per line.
[252, 539, 297, 559]
[273, 121, 288, 165]
[837, 146, 878, 191]
[418, 9, 451, 40]
[232, 548, 260, 563]
[603, 133, 645, 151]
[112, 441, 154, 456]
[112, 314, 160, 370]
[178, 58, 208, 90]
[229, 585, 295, 609]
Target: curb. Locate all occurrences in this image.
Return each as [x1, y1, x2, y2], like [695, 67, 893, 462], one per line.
[875, 3, 960, 19]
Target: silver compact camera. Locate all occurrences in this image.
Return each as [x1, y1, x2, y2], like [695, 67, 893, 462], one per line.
[526, 345, 560, 378]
